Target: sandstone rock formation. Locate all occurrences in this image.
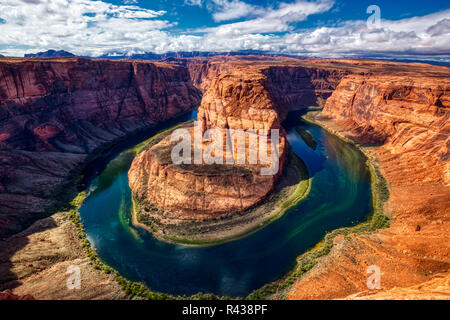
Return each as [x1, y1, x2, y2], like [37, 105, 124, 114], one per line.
[0, 57, 201, 237]
[129, 127, 285, 219]
[342, 272, 450, 300]
[287, 65, 450, 299]
[1, 55, 449, 300]
[0, 212, 126, 300]
[0, 289, 34, 300]
[197, 70, 281, 132]
[129, 69, 287, 220]
[128, 57, 355, 223]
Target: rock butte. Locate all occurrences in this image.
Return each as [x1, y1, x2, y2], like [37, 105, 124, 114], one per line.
[0, 55, 449, 299]
[129, 123, 287, 219]
[128, 70, 288, 219]
[128, 57, 356, 222]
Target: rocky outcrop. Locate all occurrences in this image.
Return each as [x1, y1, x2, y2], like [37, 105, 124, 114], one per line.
[129, 128, 282, 219]
[0, 58, 201, 238]
[197, 70, 281, 132]
[0, 212, 126, 299]
[0, 290, 34, 300]
[342, 273, 450, 300]
[288, 65, 450, 300]
[322, 73, 450, 183]
[129, 68, 287, 220]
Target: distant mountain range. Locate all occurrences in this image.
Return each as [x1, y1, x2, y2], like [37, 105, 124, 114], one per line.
[24, 50, 75, 58]
[97, 50, 292, 60]
[19, 50, 450, 67]
[22, 49, 291, 60]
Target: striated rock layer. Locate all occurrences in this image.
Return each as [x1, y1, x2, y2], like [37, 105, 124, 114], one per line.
[1, 56, 449, 299]
[129, 69, 287, 219]
[129, 126, 285, 219]
[129, 57, 356, 221]
[288, 66, 450, 300]
[0, 57, 201, 238]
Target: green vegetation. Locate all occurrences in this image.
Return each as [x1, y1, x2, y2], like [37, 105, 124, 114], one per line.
[367, 160, 391, 229]
[295, 126, 317, 150]
[66, 191, 228, 300]
[277, 153, 310, 211]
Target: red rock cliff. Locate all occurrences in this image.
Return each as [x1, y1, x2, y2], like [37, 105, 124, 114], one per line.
[0, 57, 201, 237]
[289, 64, 450, 300]
[129, 67, 287, 219]
[322, 73, 449, 184]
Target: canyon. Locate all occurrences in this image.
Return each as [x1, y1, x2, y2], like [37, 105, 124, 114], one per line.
[0, 55, 449, 299]
[127, 56, 352, 241]
[127, 69, 290, 242]
[0, 57, 201, 238]
[287, 68, 450, 299]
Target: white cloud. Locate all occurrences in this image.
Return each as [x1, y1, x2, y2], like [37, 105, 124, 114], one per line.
[0, 0, 448, 61]
[203, 0, 335, 35]
[211, 0, 264, 22]
[0, 0, 170, 56]
[193, 8, 450, 58]
[427, 19, 450, 37]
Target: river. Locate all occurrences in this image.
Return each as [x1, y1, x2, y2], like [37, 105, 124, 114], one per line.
[78, 109, 372, 297]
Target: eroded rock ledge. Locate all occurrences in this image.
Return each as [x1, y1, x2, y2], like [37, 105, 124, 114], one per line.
[286, 68, 450, 300]
[128, 69, 289, 230]
[0, 57, 201, 238]
[1, 56, 449, 299]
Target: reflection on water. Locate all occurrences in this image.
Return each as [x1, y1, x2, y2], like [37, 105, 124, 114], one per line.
[79, 110, 372, 297]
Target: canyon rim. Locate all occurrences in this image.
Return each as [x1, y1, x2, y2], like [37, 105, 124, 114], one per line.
[0, 56, 448, 300]
[0, 0, 449, 304]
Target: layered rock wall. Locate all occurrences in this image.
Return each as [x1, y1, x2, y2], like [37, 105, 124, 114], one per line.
[263, 66, 349, 119]
[197, 70, 281, 132]
[129, 68, 287, 219]
[0, 58, 201, 237]
[288, 68, 450, 300]
[322, 74, 450, 184]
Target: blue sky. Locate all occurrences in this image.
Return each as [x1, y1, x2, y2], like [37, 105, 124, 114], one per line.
[124, 0, 449, 30]
[0, 0, 449, 60]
